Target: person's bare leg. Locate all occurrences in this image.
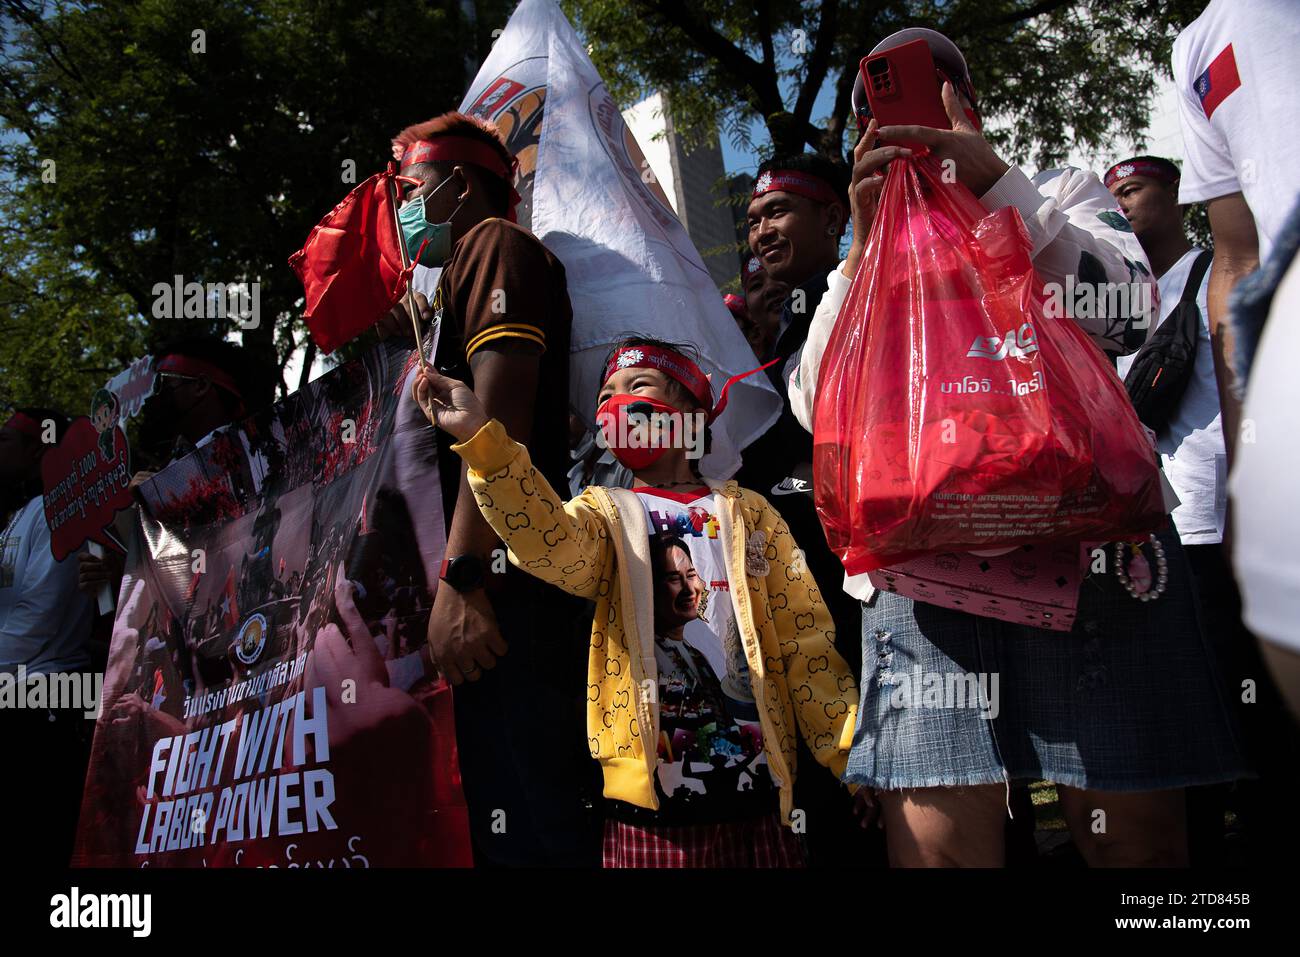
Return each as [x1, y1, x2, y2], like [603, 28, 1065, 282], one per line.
[879, 784, 1008, 867]
[1057, 785, 1188, 867]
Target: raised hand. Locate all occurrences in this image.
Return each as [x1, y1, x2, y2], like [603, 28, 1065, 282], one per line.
[844, 118, 908, 277]
[876, 81, 1010, 197]
[410, 366, 489, 442]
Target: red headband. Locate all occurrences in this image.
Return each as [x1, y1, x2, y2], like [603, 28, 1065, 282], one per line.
[752, 169, 842, 208]
[156, 354, 245, 409]
[3, 412, 43, 439]
[602, 345, 776, 424]
[1104, 159, 1180, 189]
[397, 136, 522, 223]
[723, 294, 749, 321]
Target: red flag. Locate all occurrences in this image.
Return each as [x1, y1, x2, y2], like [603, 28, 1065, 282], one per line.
[288, 167, 414, 354]
[220, 567, 240, 631]
[1194, 44, 1241, 120]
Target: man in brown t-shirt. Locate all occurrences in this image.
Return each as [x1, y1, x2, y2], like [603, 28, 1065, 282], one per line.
[385, 112, 600, 866]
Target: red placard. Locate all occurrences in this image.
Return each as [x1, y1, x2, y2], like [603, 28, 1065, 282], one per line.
[40, 416, 132, 561]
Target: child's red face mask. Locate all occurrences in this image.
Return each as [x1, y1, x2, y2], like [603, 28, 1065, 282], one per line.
[594, 392, 683, 471]
[593, 344, 772, 474]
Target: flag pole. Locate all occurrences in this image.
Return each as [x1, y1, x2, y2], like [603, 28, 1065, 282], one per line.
[385, 172, 431, 376]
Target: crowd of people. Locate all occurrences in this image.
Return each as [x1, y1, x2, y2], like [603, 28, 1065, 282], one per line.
[2, 0, 1299, 869]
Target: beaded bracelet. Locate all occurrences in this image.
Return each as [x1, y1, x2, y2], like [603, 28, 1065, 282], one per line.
[1114, 534, 1168, 602]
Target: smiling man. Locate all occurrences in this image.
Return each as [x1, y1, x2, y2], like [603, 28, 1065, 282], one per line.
[745, 154, 849, 370]
[739, 157, 854, 656]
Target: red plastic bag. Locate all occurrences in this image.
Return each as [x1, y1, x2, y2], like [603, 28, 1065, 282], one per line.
[812, 153, 1165, 575]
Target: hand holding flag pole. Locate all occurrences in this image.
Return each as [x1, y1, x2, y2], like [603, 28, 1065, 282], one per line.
[384, 173, 431, 376]
[383, 171, 448, 420]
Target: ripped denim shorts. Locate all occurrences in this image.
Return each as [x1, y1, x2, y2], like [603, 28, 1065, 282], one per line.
[843, 524, 1250, 793]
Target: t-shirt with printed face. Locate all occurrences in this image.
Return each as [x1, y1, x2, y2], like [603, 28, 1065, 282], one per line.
[627, 486, 776, 826]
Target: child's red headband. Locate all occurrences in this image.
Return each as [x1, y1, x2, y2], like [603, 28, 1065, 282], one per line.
[602, 345, 776, 423]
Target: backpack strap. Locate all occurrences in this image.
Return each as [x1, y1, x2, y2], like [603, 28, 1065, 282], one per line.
[1179, 249, 1213, 309]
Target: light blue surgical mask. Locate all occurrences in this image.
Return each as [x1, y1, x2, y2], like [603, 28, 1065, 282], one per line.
[398, 176, 463, 266]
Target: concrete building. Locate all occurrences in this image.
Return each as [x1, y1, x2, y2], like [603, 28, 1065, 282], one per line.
[623, 92, 748, 291]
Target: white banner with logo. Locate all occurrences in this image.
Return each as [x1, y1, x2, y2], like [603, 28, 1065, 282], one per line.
[458, 0, 780, 478]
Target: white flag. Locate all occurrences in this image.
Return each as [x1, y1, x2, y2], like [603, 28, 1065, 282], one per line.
[460, 0, 780, 479]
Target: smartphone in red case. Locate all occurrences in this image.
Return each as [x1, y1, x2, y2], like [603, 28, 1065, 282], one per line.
[859, 38, 951, 146]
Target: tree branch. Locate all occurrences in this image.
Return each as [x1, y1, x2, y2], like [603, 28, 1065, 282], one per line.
[641, 0, 782, 115]
[792, 0, 839, 126]
[757, 0, 776, 78]
[992, 0, 1077, 27]
[297, 339, 317, 392]
[821, 53, 864, 159]
[2, 0, 86, 86]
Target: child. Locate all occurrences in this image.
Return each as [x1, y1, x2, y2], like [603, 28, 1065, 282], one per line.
[414, 336, 859, 867]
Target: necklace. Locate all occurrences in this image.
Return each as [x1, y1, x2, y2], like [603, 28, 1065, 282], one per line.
[1114, 534, 1168, 601]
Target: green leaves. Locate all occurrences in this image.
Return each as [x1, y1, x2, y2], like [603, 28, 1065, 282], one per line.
[1, 0, 515, 413]
[567, 0, 1204, 167]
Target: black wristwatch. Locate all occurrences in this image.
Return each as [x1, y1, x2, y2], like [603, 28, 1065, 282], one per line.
[439, 554, 486, 593]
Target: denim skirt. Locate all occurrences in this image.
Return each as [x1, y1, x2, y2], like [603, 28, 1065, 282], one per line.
[843, 525, 1250, 792]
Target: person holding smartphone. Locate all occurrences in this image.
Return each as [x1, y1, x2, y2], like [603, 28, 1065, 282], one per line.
[790, 27, 1245, 868]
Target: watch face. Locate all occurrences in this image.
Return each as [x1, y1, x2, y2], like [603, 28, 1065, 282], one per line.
[446, 555, 485, 590]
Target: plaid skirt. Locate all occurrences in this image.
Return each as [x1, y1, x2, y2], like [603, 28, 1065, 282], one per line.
[602, 812, 806, 868]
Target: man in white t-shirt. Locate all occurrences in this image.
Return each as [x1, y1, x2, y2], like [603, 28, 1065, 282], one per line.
[1175, 0, 1300, 648]
[0, 407, 95, 867]
[1107, 153, 1252, 863]
[1172, 0, 1300, 862]
[1173, 0, 1300, 455]
[1108, 156, 1224, 548]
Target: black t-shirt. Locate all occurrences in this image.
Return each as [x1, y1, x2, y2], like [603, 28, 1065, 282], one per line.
[737, 270, 828, 497]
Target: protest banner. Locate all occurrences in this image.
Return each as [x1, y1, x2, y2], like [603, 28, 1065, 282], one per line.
[40, 354, 159, 564]
[72, 340, 468, 867]
[40, 400, 132, 562]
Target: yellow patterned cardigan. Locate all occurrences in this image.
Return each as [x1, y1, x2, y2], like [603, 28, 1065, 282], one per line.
[453, 419, 859, 825]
